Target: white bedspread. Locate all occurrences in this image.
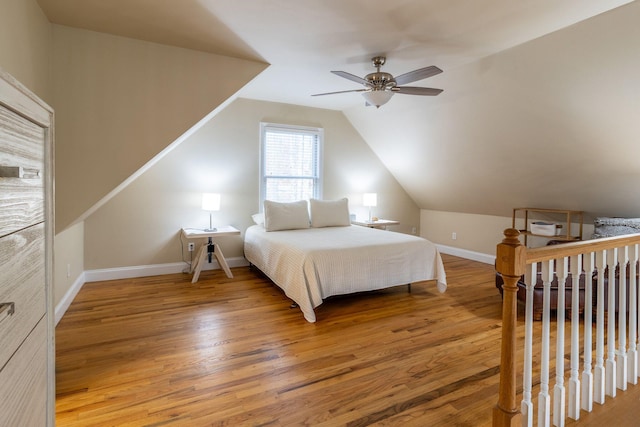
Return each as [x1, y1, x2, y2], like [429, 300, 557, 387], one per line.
[244, 225, 447, 322]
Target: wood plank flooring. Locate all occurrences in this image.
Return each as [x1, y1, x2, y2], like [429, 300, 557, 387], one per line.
[55, 255, 640, 426]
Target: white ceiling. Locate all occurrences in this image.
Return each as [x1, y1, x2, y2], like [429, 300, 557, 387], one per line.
[36, 0, 633, 111]
[36, 0, 640, 221]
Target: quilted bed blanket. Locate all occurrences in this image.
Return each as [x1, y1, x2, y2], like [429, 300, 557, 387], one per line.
[244, 224, 447, 322]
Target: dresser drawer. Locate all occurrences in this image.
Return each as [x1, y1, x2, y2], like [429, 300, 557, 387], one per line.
[0, 223, 45, 369]
[0, 317, 47, 426]
[0, 103, 44, 237]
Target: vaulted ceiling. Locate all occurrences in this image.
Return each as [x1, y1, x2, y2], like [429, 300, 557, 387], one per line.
[36, 0, 640, 219]
[36, 0, 632, 110]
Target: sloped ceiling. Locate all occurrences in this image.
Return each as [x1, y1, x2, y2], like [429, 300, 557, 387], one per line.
[37, 0, 640, 218]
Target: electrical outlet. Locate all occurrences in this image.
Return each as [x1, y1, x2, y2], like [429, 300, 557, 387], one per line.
[411, 226, 417, 234]
[452, 232, 457, 240]
[188, 242, 195, 251]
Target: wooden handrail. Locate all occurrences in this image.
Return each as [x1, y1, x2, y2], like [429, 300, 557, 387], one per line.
[493, 228, 640, 426]
[526, 232, 640, 263]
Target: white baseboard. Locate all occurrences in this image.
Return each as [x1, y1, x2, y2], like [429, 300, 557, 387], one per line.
[436, 244, 495, 265]
[84, 261, 185, 282]
[84, 256, 250, 282]
[55, 257, 250, 323]
[55, 271, 86, 325]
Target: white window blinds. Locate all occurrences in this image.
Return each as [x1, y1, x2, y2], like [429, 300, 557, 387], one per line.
[260, 123, 323, 206]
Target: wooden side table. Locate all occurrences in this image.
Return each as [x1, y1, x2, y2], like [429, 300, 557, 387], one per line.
[181, 226, 240, 283]
[351, 219, 399, 230]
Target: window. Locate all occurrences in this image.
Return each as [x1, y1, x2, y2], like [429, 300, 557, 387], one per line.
[260, 123, 323, 208]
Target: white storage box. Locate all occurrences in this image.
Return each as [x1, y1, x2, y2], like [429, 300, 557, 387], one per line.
[530, 221, 556, 236]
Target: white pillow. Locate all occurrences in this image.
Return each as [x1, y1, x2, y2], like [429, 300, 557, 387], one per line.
[264, 200, 310, 231]
[251, 212, 264, 226]
[309, 198, 351, 228]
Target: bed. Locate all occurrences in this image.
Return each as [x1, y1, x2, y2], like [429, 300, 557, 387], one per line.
[244, 199, 447, 322]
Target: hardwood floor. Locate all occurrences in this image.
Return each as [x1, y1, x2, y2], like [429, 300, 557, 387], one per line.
[55, 255, 640, 426]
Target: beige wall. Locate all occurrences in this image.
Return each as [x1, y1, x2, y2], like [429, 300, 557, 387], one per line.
[421, 210, 510, 256]
[84, 98, 420, 270]
[421, 209, 595, 258]
[0, 0, 86, 310]
[52, 223, 84, 307]
[0, 0, 52, 103]
[345, 2, 640, 221]
[8, 0, 620, 304]
[51, 25, 267, 232]
[1, 2, 269, 307]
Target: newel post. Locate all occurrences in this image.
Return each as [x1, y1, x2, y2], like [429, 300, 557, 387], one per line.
[493, 228, 526, 427]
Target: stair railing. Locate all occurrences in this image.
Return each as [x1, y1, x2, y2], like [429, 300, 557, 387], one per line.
[494, 229, 640, 426]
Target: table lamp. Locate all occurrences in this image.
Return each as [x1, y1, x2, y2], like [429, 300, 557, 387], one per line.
[202, 193, 220, 232]
[363, 193, 377, 222]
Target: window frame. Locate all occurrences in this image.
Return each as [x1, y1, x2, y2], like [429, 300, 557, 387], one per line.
[259, 122, 323, 210]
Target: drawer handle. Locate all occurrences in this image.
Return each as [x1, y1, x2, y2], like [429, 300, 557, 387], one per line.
[0, 166, 40, 179]
[0, 302, 15, 324]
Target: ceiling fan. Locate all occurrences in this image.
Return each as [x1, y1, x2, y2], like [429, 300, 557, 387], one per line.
[312, 56, 443, 108]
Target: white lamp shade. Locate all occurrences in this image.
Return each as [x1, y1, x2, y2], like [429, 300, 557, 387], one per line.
[363, 193, 377, 207]
[362, 90, 394, 108]
[202, 193, 221, 211]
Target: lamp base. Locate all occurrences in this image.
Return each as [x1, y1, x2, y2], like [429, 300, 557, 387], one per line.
[204, 212, 216, 232]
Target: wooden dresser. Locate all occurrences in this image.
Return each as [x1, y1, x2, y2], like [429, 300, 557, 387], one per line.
[0, 69, 54, 425]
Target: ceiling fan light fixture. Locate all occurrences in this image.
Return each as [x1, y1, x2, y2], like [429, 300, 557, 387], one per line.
[362, 90, 394, 108]
[313, 56, 443, 107]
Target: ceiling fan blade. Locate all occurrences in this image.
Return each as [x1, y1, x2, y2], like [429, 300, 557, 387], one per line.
[394, 86, 443, 96]
[311, 88, 368, 96]
[331, 71, 372, 86]
[394, 66, 443, 86]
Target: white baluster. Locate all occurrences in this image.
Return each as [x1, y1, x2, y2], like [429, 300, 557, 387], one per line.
[522, 262, 536, 427]
[554, 257, 568, 427]
[539, 260, 553, 427]
[617, 246, 628, 391]
[582, 252, 594, 412]
[594, 250, 606, 404]
[606, 248, 617, 398]
[568, 254, 582, 420]
[629, 244, 639, 383]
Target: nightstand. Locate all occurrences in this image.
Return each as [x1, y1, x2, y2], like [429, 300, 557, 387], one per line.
[181, 226, 240, 283]
[351, 219, 399, 229]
